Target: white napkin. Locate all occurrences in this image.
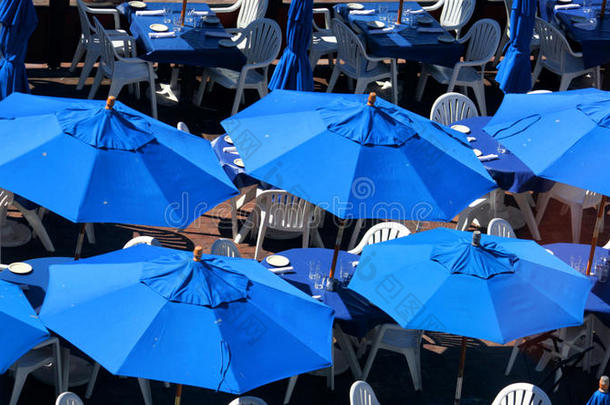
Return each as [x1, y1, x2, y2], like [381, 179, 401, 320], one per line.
[467, 136, 476, 142]
[369, 26, 403, 34]
[388, 33, 412, 46]
[417, 26, 444, 33]
[479, 154, 499, 162]
[193, 10, 214, 16]
[410, 8, 425, 13]
[148, 32, 176, 38]
[206, 31, 233, 38]
[136, 9, 164, 15]
[574, 21, 597, 29]
[223, 146, 237, 153]
[554, 3, 581, 9]
[269, 266, 294, 274]
[350, 9, 375, 15]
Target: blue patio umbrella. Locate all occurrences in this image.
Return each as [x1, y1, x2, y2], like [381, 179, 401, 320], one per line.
[495, 0, 536, 93]
[268, 0, 313, 91]
[0, 93, 238, 230]
[0, 279, 49, 373]
[38, 244, 334, 394]
[349, 227, 593, 403]
[0, 0, 37, 100]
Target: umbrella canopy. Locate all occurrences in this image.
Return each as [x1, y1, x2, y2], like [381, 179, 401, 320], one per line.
[38, 244, 334, 393]
[221, 90, 496, 222]
[0, 93, 238, 227]
[349, 227, 593, 344]
[0, 279, 49, 373]
[268, 0, 313, 91]
[0, 0, 37, 99]
[484, 88, 610, 195]
[495, 0, 536, 94]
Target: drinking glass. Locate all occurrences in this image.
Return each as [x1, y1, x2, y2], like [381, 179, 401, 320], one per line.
[314, 274, 326, 291]
[308, 260, 319, 280]
[339, 262, 352, 286]
[377, 4, 388, 23]
[172, 14, 183, 31]
[497, 143, 507, 154]
[185, 9, 195, 26]
[163, 7, 172, 24]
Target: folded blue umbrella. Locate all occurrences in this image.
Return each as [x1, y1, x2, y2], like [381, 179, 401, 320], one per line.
[349, 227, 594, 344]
[484, 89, 610, 195]
[222, 90, 496, 222]
[0, 0, 37, 100]
[0, 279, 49, 373]
[0, 93, 238, 228]
[38, 244, 333, 393]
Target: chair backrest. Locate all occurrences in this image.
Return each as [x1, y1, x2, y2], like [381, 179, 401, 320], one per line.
[430, 92, 479, 125]
[377, 324, 423, 349]
[348, 222, 411, 254]
[331, 18, 369, 77]
[0, 188, 14, 228]
[76, 0, 97, 42]
[463, 18, 502, 64]
[211, 238, 241, 257]
[350, 381, 381, 405]
[94, 18, 115, 75]
[241, 18, 282, 66]
[503, 0, 513, 32]
[56, 392, 84, 405]
[439, 0, 476, 36]
[256, 190, 314, 232]
[535, 18, 572, 72]
[227, 396, 268, 405]
[487, 218, 516, 238]
[236, 0, 268, 29]
[176, 122, 191, 133]
[491, 383, 551, 405]
[123, 236, 161, 249]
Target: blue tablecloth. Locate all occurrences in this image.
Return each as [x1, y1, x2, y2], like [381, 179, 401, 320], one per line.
[545, 243, 610, 317]
[334, 2, 463, 67]
[117, 2, 246, 70]
[261, 248, 390, 337]
[538, 0, 610, 68]
[211, 135, 261, 189]
[456, 116, 554, 193]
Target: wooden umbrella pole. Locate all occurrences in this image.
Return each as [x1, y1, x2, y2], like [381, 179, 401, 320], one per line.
[601, 0, 607, 19]
[179, 0, 188, 26]
[454, 337, 468, 405]
[174, 246, 203, 405]
[74, 223, 87, 260]
[586, 196, 607, 276]
[328, 219, 347, 280]
[397, 0, 404, 24]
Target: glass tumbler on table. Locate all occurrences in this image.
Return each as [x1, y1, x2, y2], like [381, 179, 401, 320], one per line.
[172, 14, 183, 31]
[377, 4, 389, 24]
[163, 7, 172, 24]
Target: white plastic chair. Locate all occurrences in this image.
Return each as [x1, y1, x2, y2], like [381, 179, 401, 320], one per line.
[0, 187, 13, 264]
[327, 18, 397, 104]
[430, 92, 479, 125]
[71, 0, 131, 91]
[195, 18, 281, 116]
[437, 0, 476, 38]
[176, 122, 191, 133]
[228, 397, 268, 405]
[416, 18, 501, 116]
[359, 325, 422, 391]
[533, 18, 600, 91]
[350, 381, 381, 405]
[85, 362, 151, 405]
[535, 183, 605, 244]
[310, 8, 337, 70]
[494, 0, 540, 65]
[88, 18, 157, 119]
[55, 392, 84, 405]
[10, 200, 55, 253]
[211, 238, 241, 257]
[211, 0, 268, 34]
[122, 236, 161, 249]
[9, 338, 63, 405]
[487, 217, 516, 238]
[492, 383, 551, 405]
[348, 222, 411, 255]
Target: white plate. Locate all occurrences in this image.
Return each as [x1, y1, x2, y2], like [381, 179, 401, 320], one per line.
[224, 135, 233, 144]
[437, 35, 455, 43]
[219, 39, 237, 47]
[233, 158, 244, 167]
[204, 16, 220, 24]
[129, 1, 147, 8]
[451, 124, 471, 134]
[558, 0, 572, 3]
[367, 20, 385, 28]
[473, 148, 482, 157]
[8, 262, 32, 275]
[266, 255, 290, 267]
[149, 23, 169, 32]
[347, 2, 365, 10]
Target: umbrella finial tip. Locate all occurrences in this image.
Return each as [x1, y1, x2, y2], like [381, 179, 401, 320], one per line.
[105, 96, 116, 110]
[367, 92, 377, 107]
[193, 246, 203, 261]
[472, 231, 481, 246]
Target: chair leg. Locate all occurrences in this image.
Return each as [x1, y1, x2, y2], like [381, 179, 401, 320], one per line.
[231, 87, 244, 116]
[85, 362, 101, 399]
[76, 50, 99, 90]
[347, 218, 364, 250]
[254, 211, 267, 261]
[535, 192, 551, 224]
[9, 368, 28, 405]
[87, 68, 104, 99]
[138, 378, 153, 405]
[70, 38, 86, 72]
[21, 209, 55, 252]
[283, 375, 298, 404]
[311, 228, 324, 248]
[327, 66, 340, 93]
[415, 67, 428, 102]
[472, 82, 487, 116]
[513, 192, 541, 240]
[531, 57, 543, 86]
[85, 223, 95, 244]
[194, 72, 208, 106]
[505, 340, 522, 375]
[559, 74, 573, 92]
[595, 66, 601, 89]
[149, 69, 158, 119]
[404, 349, 422, 391]
[570, 204, 583, 244]
[391, 59, 398, 104]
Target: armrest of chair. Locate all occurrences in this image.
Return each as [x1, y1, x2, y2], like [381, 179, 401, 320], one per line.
[313, 7, 331, 31]
[33, 336, 59, 350]
[211, 0, 242, 14]
[422, 0, 445, 11]
[88, 8, 121, 30]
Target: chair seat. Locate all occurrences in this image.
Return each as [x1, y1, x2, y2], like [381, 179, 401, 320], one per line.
[542, 54, 590, 75]
[337, 60, 392, 81]
[425, 64, 481, 85]
[380, 328, 420, 348]
[207, 67, 265, 89]
[113, 60, 151, 82]
[13, 347, 53, 369]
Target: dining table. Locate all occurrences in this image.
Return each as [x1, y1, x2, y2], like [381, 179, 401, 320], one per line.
[334, 1, 463, 67]
[539, 0, 610, 69]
